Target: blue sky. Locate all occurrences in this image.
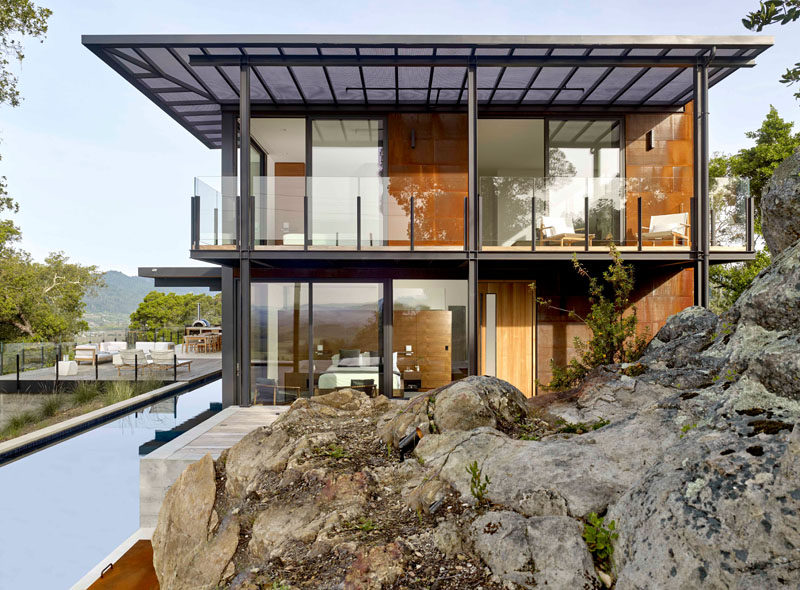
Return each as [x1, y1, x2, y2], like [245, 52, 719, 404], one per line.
[1, 0, 798, 275]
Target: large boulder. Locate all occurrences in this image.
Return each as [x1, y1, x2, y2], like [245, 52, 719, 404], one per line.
[761, 147, 800, 255]
[151, 454, 240, 590]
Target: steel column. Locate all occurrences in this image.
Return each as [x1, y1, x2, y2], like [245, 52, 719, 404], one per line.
[699, 64, 710, 308]
[467, 62, 479, 252]
[221, 266, 236, 407]
[692, 66, 703, 306]
[381, 279, 394, 398]
[221, 111, 237, 245]
[467, 61, 480, 377]
[239, 62, 252, 404]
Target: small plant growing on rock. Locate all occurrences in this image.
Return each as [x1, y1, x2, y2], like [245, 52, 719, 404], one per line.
[582, 512, 618, 576]
[556, 418, 609, 434]
[680, 422, 697, 438]
[466, 460, 491, 505]
[318, 443, 350, 460]
[535, 245, 649, 391]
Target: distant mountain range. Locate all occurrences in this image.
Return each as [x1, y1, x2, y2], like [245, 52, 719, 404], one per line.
[83, 271, 210, 329]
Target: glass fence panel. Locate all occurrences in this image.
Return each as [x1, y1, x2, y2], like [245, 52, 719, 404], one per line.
[194, 176, 238, 248]
[538, 176, 589, 249]
[252, 176, 306, 248]
[631, 176, 692, 249]
[587, 177, 625, 248]
[309, 177, 359, 248]
[479, 177, 541, 248]
[710, 176, 750, 250]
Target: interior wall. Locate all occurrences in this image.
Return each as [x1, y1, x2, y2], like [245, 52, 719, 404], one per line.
[387, 113, 467, 246]
[625, 103, 694, 245]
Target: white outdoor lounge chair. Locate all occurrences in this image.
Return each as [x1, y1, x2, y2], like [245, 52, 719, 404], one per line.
[116, 349, 152, 376]
[539, 215, 594, 247]
[641, 212, 690, 246]
[150, 350, 192, 373]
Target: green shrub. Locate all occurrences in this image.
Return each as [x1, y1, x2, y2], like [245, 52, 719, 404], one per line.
[103, 381, 135, 405]
[466, 460, 491, 505]
[583, 512, 618, 575]
[71, 381, 102, 406]
[6, 411, 37, 431]
[537, 245, 649, 391]
[38, 395, 63, 419]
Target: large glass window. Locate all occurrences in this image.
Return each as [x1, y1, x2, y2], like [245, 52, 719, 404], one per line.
[547, 120, 622, 246]
[251, 283, 309, 404]
[393, 280, 467, 393]
[312, 283, 384, 396]
[250, 118, 307, 247]
[311, 119, 385, 247]
[479, 119, 545, 248]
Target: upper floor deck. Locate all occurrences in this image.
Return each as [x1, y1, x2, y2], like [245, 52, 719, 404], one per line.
[82, 34, 771, 264]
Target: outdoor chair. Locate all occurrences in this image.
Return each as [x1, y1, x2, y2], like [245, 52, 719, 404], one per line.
[116, 349, 152, 376]
[254, 378, 301, 405]
[640, 212, 690, 246]
[539, 215, 594, 247]
[149, 350, 192, 374]
[74, 344, 113, 366]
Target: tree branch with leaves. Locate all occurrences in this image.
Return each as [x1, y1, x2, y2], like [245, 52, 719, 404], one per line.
[743, 0, 800, 99]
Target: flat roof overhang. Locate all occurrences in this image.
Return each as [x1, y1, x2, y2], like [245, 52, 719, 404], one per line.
[82, 34, 772, 148]
[139, 266, 222, 290]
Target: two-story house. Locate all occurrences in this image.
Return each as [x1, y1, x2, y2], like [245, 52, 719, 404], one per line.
[83, 34, 771, 406]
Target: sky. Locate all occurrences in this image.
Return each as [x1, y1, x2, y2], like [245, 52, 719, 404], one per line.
[1, 0, 798, 276]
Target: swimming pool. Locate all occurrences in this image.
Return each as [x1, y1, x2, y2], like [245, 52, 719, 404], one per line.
[0, 379, 221, 589]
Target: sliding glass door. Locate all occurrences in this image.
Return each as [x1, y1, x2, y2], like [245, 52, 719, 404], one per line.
[251, 281, 385, 403]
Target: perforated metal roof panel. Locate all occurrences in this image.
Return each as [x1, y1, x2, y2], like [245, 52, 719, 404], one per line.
[82, 34, 772, 148]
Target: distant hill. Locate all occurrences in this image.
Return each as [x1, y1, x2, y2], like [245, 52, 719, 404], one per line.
[83, 271, 210, 329]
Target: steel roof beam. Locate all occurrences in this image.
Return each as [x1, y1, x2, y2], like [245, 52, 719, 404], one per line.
[188, 54, 757, 68]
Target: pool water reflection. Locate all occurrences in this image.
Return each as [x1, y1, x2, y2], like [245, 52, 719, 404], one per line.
[0, 380, 221, 589]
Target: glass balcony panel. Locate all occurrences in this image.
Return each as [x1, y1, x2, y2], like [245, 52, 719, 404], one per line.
[309, 177, 359, 248]
[710, 176, 750, 251]
[194, 176, 238, 249]
[538, 176, 590, 250]
[252, 175, 306, 248]
[587, 177, 625, 250]
[635, 176, 692, 250]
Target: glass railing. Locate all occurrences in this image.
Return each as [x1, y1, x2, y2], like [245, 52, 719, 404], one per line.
[710, 176, 751, 250]
[251, 174, 467, 250]
[192, 176, 238, 248]
[191, 175, 751, 253]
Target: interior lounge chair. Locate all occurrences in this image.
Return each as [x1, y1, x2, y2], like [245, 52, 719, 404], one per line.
[539, 215, 594, 247]
[149, 350, 192, 373]
[640, 213, 690, 246]
[116, 349, 152, 376]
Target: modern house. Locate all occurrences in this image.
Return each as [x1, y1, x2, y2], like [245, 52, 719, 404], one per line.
[83, 34, 771, 406]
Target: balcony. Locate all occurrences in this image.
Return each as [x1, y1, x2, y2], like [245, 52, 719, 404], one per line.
[190, 175, 753, 255]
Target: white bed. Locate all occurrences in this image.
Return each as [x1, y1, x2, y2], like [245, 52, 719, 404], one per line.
[317, 352, 401, 392]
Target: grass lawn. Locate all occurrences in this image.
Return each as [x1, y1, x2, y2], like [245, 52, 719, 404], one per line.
[0, 380, 165, 443]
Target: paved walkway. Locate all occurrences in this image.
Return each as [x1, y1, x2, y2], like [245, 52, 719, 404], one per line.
[139, 404, 286, 527]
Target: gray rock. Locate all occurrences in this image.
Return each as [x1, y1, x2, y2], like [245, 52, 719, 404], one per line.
[761, 147, 800, 255]
[642, 306, 718, 368]
[152, 454, 240, 590]
[609, 426, 800, 589]
[471, 511, 599, 589]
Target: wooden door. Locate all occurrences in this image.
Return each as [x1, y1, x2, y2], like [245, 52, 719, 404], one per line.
[479, 281, 536, 396]
[393, 309, 452, 391]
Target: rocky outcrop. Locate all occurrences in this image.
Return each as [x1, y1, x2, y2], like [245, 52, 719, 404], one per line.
[153, 246, 800, 589]
[761, 147, 800, 255]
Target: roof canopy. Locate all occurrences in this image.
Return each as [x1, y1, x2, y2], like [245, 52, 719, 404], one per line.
[82, 34, 772, 148]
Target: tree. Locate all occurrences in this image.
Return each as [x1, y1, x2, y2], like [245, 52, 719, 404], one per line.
[129, 292, 222, 333]
[535, 245, 648, 390]
[743, 0, 800, 99]
[0, 250, 103, 341]
[1, 0, 52, 209]
[708, 107, 800, 311]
